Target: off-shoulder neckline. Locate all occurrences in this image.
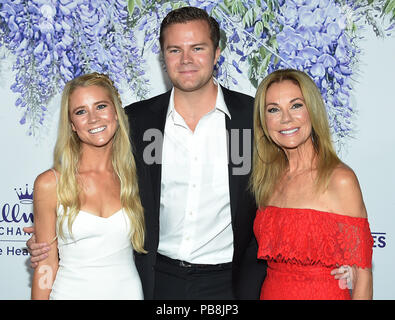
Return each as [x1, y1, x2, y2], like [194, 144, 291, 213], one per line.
[262, 205, 368, 220]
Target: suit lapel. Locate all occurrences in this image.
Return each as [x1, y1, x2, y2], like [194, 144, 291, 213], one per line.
[145, 90, 171, 210]
[223, 86, 243, 222]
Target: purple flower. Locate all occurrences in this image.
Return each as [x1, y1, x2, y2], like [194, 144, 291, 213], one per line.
[232, 60, 242, 74]
[0, 0, 148, 135]
[268, 0, 360, 140]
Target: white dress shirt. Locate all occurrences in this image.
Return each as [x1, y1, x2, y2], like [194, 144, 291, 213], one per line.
[157, 83, 233, 264]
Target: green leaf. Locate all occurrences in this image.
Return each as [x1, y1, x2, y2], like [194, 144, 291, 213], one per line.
[260, 53, 272, 75]
[266, 0, 272, 11]
[127, 0, 135, 15]
[219, 29, 227, 51]
[259, 46, 266, 58]
[172, 1, 187, 10]
[230, 2, 236, 15]
[254, 21, 263, 37]
[238, 1, 247, 16]
[224, 0, 233, 8]
[261, 11, 274, 30]
[383, 0, 395, 20]
[250, 77, 259, 88]
[243, 8, 255, 27]
[229, 0, 246, 16]
[218, 3, 231, 15]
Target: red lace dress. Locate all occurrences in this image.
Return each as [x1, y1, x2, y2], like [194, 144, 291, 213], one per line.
[254, 206, 373, 300]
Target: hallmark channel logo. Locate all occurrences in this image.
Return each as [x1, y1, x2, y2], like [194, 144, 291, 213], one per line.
[14, 184, 34, 204]
[372, 232, 387, 248]
[1, 184, 34, 223]
[0, 184, 34, 257]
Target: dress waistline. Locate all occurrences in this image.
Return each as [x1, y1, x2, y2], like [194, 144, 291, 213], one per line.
[267, 261, 334, 281]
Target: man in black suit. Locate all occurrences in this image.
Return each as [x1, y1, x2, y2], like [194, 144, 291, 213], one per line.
[126, 7, 266, 299]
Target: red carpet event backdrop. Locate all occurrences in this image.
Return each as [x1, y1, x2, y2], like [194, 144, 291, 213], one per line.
[0, 0, 394, 299]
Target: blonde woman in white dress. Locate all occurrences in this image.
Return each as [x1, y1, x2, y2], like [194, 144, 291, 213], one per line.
[31, 73, 146, 299]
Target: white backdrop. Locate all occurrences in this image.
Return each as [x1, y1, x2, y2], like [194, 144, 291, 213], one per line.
[340, 28, 395, 298]
[0, 24, 394, 299]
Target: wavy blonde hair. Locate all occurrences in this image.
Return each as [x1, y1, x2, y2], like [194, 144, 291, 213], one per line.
[54, 72, 146, 253]
[250, 69, 340, 207]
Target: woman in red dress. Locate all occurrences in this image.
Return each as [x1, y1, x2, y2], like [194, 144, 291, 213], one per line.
[251, 69, 373, 300]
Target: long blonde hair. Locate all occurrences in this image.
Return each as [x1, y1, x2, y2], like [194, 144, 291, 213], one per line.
[250, 69, 340, 207]
[53, 72, 146, 253]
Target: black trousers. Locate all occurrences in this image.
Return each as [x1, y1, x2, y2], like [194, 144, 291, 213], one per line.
[153, 254, 235, 300]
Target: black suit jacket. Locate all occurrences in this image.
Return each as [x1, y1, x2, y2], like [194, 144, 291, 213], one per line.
[124, 86, 266, 299]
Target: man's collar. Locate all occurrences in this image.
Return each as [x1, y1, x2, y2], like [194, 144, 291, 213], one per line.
[166, 79, 231, 119]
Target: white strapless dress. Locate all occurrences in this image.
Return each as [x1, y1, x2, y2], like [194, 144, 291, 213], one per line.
[50, 207, 143, 300]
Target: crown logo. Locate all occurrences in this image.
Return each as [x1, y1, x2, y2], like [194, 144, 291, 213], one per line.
[14, 184, 33, 204]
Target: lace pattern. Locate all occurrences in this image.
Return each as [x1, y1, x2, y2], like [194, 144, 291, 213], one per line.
[254, 206, 373, 269]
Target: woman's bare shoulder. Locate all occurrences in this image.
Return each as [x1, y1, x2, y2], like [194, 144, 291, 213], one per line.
[330, 163, 359, 188]
[327, 163, 367, 218]
[34, 169, 58, 199]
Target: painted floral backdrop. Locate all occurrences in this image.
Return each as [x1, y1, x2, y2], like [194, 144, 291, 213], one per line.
[0, 0, 394, 146]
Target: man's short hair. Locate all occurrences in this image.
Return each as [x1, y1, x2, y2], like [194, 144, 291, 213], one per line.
[159, 6, 220, 51]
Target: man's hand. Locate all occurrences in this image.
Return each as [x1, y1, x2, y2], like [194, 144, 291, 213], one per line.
[23, 226, 50, 268]
[331, 265, 356, 290]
